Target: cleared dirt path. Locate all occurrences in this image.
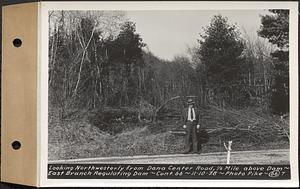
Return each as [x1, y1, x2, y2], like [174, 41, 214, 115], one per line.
[50, 149, 289, 164]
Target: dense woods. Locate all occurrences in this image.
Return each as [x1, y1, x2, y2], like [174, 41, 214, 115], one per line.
[48, 10, 290, 159]
[258, 10, 289, 114]
[49, 11, 288, 116]
[49, 11, 200, 119]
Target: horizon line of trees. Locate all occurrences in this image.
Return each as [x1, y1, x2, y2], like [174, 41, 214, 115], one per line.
[48, 10, 289, 119]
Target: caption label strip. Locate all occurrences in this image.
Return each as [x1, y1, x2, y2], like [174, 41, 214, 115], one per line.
[48, 164, 290, 179]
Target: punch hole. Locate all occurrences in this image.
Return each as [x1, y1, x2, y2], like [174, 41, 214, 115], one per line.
[12, 141, 21, 150]
[13, 38, 22, 47]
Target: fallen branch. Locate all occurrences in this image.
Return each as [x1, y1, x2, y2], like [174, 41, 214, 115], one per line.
[154, 96, 198, 121]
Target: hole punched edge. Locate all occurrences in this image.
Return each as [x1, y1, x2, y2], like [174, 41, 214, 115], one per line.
[12, 141, 21, 150]
[13, 38, 22, 48]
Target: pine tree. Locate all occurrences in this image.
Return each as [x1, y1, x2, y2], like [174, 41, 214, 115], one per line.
[198, 15, 245, 84]
[197, 15, 245, 106]
[258, 10, 289, 114]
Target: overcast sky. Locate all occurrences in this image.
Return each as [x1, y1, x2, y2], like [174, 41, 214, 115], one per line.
[126, 10, 269, 60]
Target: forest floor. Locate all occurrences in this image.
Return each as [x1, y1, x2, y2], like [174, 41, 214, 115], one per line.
[48, 107, 289, 161]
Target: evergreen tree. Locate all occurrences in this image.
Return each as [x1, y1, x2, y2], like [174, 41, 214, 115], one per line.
[198, 15, 245, 84]
[108, 21, 146, 106]
[258, 10, 289, 114]
[197, 15, 245, 106]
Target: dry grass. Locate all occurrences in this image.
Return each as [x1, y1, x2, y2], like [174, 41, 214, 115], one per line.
[48, 107, 289, 160]
[48, 108, 185, 160]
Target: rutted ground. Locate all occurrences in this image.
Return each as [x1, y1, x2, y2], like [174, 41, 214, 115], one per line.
[50, 149, 289, 164]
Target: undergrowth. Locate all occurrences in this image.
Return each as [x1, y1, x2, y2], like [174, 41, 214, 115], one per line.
[48, 107, 289, 160]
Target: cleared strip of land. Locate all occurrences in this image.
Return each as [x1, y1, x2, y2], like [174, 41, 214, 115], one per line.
[50, 149, 289, 164]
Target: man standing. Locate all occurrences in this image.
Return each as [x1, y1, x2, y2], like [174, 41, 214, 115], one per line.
[182, 98, 201, 154]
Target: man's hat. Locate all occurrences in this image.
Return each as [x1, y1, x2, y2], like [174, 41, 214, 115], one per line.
[187, 98, 195, 105]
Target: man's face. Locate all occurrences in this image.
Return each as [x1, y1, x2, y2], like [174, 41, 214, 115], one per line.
[189, 104, 193, 108]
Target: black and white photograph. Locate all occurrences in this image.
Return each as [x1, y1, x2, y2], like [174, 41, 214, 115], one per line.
[44, 2, 296, 183]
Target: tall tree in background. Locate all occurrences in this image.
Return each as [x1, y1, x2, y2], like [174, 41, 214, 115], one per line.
[48, 11, 128, 115]
[108, 21, 146, 106]
[197, 15, 245, 106]
[258, 10, 289, 114]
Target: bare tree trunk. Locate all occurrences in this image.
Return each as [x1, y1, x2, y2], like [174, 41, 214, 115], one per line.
[49, 34, 56, 85]
[138, 66, 143, 122]
[72, 27, 96, 98]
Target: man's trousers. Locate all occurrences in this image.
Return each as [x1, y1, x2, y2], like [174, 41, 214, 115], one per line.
[185, 121, 198, 152]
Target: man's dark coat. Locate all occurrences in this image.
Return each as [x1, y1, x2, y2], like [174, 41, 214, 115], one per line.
[182, 107, 209, 152]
